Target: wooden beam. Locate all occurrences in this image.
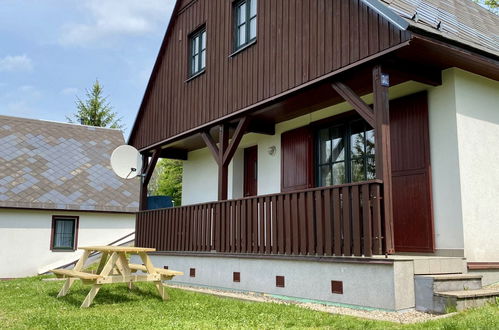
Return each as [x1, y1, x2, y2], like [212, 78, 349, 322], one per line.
[218, 124, 230, 201]
[372, 64, 395, 254]
[143, 149, 160, 187]
[384, 61, 442, 86]
[331, 82, 375, 127]
[223, 117, 251, 166]
[247, 119, 275, 135]
[139, 153, 148, 211]
[159, 148, 188, 160]
[200, 131, 220, 165]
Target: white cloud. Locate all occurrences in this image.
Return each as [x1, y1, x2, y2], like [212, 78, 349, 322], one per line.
[59, 0, 175, 46]
[61, 87, 78, 95]
[0, 55, 33, 72]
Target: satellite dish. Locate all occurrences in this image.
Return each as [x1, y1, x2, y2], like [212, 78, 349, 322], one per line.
[110, 145, 143, 179]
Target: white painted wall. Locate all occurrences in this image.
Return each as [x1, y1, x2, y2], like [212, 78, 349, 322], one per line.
[181, 69, 499, 259]
[0, 209, 135, 278]
[453, 69, 499, 262]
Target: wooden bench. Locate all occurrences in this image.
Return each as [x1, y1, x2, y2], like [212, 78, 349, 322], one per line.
[52, 269, 102, 282]
[128, 264, 183, 280]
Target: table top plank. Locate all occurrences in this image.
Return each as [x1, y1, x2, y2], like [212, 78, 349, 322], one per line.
[79, 246, 156, 253]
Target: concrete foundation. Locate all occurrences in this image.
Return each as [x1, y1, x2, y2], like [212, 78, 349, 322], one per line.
[131, 254, 417, 310]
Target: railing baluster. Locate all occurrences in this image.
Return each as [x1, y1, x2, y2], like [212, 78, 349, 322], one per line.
[315, 190, 324, 255]
[352, 185, 361, 256]
[362, 184, 373, 257]
[299, 192, 307, 255]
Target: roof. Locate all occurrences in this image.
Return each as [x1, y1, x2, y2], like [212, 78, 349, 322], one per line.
[378, 0, 499, 56]
[0, 115, 139, 213]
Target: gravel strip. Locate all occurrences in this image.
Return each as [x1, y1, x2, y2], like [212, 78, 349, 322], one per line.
[167, 284, 452, 324]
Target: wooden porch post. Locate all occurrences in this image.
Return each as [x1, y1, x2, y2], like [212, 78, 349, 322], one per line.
[139, 149, 160, 211]
[201, 117, 251, 201]
[372, 64, 395, 254]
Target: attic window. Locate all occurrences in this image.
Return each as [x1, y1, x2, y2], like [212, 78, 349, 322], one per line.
[189, 26, 206, 77]
[51, 216, 79, 251]
[234, 0, 257, 51]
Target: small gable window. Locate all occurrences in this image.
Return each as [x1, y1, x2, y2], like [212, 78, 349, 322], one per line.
[189, 26, 206, 77]
[234, 0, 257, 51]
[51, 216, 78, 251]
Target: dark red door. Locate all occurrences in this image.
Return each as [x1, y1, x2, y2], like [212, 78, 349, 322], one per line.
[390, 92, 434, 252]
[244, 146, 258, 197]
[280, 126, 314, 192]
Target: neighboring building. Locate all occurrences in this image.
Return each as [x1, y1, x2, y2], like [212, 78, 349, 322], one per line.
[129, 0, 499, 311]
[0, 115, 139, 278]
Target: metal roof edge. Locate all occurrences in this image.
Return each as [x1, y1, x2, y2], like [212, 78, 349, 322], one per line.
[361, 0, 410, 31]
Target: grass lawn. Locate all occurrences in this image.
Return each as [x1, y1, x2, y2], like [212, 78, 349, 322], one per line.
[0, 276, 497, 329]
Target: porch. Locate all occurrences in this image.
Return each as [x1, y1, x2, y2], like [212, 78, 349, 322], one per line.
[137, 181, 385, 257]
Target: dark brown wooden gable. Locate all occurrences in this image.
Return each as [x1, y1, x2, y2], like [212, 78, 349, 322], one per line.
[129, 0, 411, 150]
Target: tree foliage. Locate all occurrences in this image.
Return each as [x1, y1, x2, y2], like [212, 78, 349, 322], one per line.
[148, 159, 183, 206]
[473, 0, 498, 14]
[67, 80, 123, 129]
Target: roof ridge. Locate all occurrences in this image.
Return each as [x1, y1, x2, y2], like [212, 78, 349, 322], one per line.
[0, 114, 123, 132]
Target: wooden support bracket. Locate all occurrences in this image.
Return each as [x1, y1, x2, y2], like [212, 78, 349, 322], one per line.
[331, 81, 375, 127]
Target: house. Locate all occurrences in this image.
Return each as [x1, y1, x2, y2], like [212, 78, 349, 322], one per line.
[128, 0, 499, 312]
[0, 115, 139, 278]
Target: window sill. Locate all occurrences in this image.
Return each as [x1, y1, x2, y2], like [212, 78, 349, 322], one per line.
[229, 39, 257, 58]
[51, 248, 76, 252]
[185, 69, 206, 83]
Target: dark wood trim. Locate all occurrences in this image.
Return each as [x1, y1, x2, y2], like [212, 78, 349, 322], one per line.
[246, 119, 275, 135]
[218, 124, 230, 200]
[373, 64, 395, 254]
[132, 41, 412, 153]
[200, 131, 221, 165]
[50, 215, 80, 252]
[143, 149, 160, 187]
[331, 81, 375, 127]
[223, 117, 251, 166]
[140, 149, 160, 211]
[467, 262, 499, 270]
[383, 60, 442, 87]
[159, 148, 188, 160]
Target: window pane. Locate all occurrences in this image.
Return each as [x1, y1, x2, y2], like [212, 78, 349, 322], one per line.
[366, 128, 375, 155]
[201, 31, 206, 50]
[193, 55, 199, 73]
[331, 126, 345, 162]
[318, 128, 331, 164]
[249, 17, 257, 39]
[238, 2, 246, 25]
[54, 219, 74, 249]
[250, 0, 257, 17]
[194, 36, 199, 54]
[201, 50, 206, 69]
[319, 165, 332, 187]
[332, 162, 346, 185]
[367, 157, 376, 180]
[238, 24, 246, 46]
[351, 158, 365, 182]
[350, 121, 365, 159]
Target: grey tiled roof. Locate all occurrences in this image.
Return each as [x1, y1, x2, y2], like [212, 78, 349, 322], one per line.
[0, 115, 139, 212]
[380, 0, 499, 56]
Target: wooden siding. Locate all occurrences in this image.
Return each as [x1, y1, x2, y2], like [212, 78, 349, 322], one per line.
[136, 180, 384, 257]
[130, 0, 411, 150]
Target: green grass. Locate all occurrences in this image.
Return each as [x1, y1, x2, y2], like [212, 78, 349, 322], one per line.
[0, 277, 497, 329]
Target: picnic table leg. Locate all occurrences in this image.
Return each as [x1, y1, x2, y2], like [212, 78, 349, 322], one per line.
[138, 252, 169, 301]
[96, 252, 109, 274]
[80, 252, 119, 308]
[115, 253, 136, 290]
[81, 284, 102, 308]
[57, 250, 90, 298]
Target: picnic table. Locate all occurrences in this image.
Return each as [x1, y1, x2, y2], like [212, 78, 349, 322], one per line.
[51, 246, 183, 308]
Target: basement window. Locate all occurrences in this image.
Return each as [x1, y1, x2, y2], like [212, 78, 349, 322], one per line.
[189, 26, 206, 77]
[233, 0, 257, 51]
[51, 216, 78, 251]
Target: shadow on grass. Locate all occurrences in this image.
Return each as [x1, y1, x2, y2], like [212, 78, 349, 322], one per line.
[48, 284, 164, 308]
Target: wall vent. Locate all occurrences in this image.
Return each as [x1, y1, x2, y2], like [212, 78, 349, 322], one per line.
[190, 268, 196, 277]
[233, 272, 241, 282]
[331, 280, 343, 294]
[276, 276, 285, 288]
[163, 266, 169, 269]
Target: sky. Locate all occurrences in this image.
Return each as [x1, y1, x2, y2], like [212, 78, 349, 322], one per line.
[0, 0, 175, 138]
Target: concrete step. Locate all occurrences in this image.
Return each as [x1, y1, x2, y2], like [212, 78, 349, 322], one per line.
[414, 274, 485, 313]
[432, 289, 499, 314]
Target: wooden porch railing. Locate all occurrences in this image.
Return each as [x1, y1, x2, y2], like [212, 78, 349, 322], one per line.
[136, 180, 385, 257]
